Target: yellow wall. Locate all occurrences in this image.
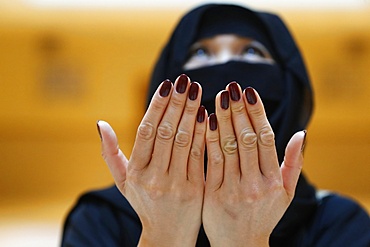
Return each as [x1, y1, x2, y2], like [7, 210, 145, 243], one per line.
[0, 7, 369, 214]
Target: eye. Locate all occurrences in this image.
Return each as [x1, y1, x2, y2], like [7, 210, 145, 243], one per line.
[183, 45, 213, 70]
[240, 41, 274, 64]
[243, 46, 265, 58]
[188, 47, 209, 59]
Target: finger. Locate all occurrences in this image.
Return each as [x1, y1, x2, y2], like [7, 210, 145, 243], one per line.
[98, 120, 128, 190]
[169, 82, 203, 179]
[281, 130, 306, 199]
[215, 90, 240, 181]
[187, 105, 207, 185]
[205, 113, 224, 192]
[150, 74, 190, 173]
[244, 87, 280, 178]
[130, 79, 173, 170]
[227, 82, 260, 179]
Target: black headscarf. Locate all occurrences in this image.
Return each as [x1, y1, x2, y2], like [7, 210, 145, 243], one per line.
[62, 4, 370, 247]
[147, 3, 318, 245]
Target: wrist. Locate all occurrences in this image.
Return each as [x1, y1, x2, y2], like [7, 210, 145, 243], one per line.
[139, 225, 199, 247]
[209, 236, 269, 247]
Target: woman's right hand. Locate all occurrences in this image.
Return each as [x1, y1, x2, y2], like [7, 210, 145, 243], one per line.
[97, 74, 207, 247]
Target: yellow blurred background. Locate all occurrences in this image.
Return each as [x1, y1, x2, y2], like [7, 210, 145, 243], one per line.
[0, 1, 369, 246]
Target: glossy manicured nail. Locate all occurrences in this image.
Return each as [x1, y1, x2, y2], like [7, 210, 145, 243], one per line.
[189, 82, 199, 100]
[245, 87, 257, 105]
[229, 81, 240, 101]
[159, 79, 172, 97]
[209, 113, 217, 131]
[197, 105, 206, 123]
[301, 130, 307, 153]
[96, 120, 102, 140]
[176, 74, 188, 94]
[220, 91, 229, 109]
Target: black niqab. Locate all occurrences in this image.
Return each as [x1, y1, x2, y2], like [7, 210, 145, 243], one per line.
[62, 4, 370, 247]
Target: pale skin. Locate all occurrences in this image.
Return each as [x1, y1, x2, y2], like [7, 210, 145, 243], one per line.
[97, 34, 306, 246]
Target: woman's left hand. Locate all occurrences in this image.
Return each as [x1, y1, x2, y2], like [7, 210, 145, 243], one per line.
[202, 82, 306, 247]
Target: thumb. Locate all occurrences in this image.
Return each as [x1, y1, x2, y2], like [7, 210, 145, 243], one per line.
[280, 130, 306, 199]
[97, 120, 128, 191]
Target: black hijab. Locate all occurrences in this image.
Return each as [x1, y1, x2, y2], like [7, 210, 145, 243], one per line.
[147, 3, 318, 245]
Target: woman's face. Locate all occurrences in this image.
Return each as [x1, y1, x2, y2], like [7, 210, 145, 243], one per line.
[183, 34, 274, 70]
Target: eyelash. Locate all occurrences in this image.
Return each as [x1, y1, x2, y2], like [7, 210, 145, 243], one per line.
[188, 47, 209, 58]
[242, 46, 266, 57]
[188, 45, 267, 59]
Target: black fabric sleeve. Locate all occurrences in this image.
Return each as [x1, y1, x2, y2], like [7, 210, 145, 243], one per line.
[61, 189, 142, 247]
[62, 200, 123, 247]
[61, 188, 369, 247]
[302, 194, 370, 247]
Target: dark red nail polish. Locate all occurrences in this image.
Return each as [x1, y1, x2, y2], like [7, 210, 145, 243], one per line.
[159, 79, 172, 97]
[209, 113, 217, 131]
[197, 105, 205, 123]
[189, 82, 199, 100]
[229, 81, 240, 101]
[245, 87, 257, 105]
[220, 91, 229, 109]
[96, 120, 102, 140]
[176, 74, 188, 94]
[301, 130, 307, 153]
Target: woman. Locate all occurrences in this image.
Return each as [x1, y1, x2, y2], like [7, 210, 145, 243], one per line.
[62, 4, 370, 246]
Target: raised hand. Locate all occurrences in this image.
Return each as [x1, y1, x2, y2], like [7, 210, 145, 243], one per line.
[203, 82, 306, 247]
[97, 74, 207, 247]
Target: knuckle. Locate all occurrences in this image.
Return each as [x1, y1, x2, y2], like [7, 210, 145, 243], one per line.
[174, 130, 191, 147]
[259, 127, 275, 147]
[146, 183, 165, 201]
[269, 179, 283, 191]
[231, 104, 245, 115]
[150, 96, 167, 112]
[207, 134, 219, 144]
[101, 151, 108, 161]
[157, 122, 175, 141]
[239, 129, 257, 149]
[249, 106, 265, 119]
[137, 122, 155, 141]
[194, 125, 205, 136]
[217, 113, 231, 123]
[222, 136, 238, 155]
[209, 151, 224, 166]
[190, 144, 203, 160]
[245, 188, 261, 203]
[183, 103, 198, 116]
[169, 96, 184, 108]
[101, 144, 120, 160]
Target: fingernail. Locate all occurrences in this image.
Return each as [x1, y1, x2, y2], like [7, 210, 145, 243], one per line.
[197, 105, 205, 123]
[189, 82, 199, 100]
[229, 81, 240, 101]
[220, 91, 229, 109]
[159, 79, 172, 97]
[96, 120, 102, 140]
[209, 113, 217, 131]
[176, 74, 188, 94]
[301, 130, 307, 153]
[245, 87, 257, 105]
